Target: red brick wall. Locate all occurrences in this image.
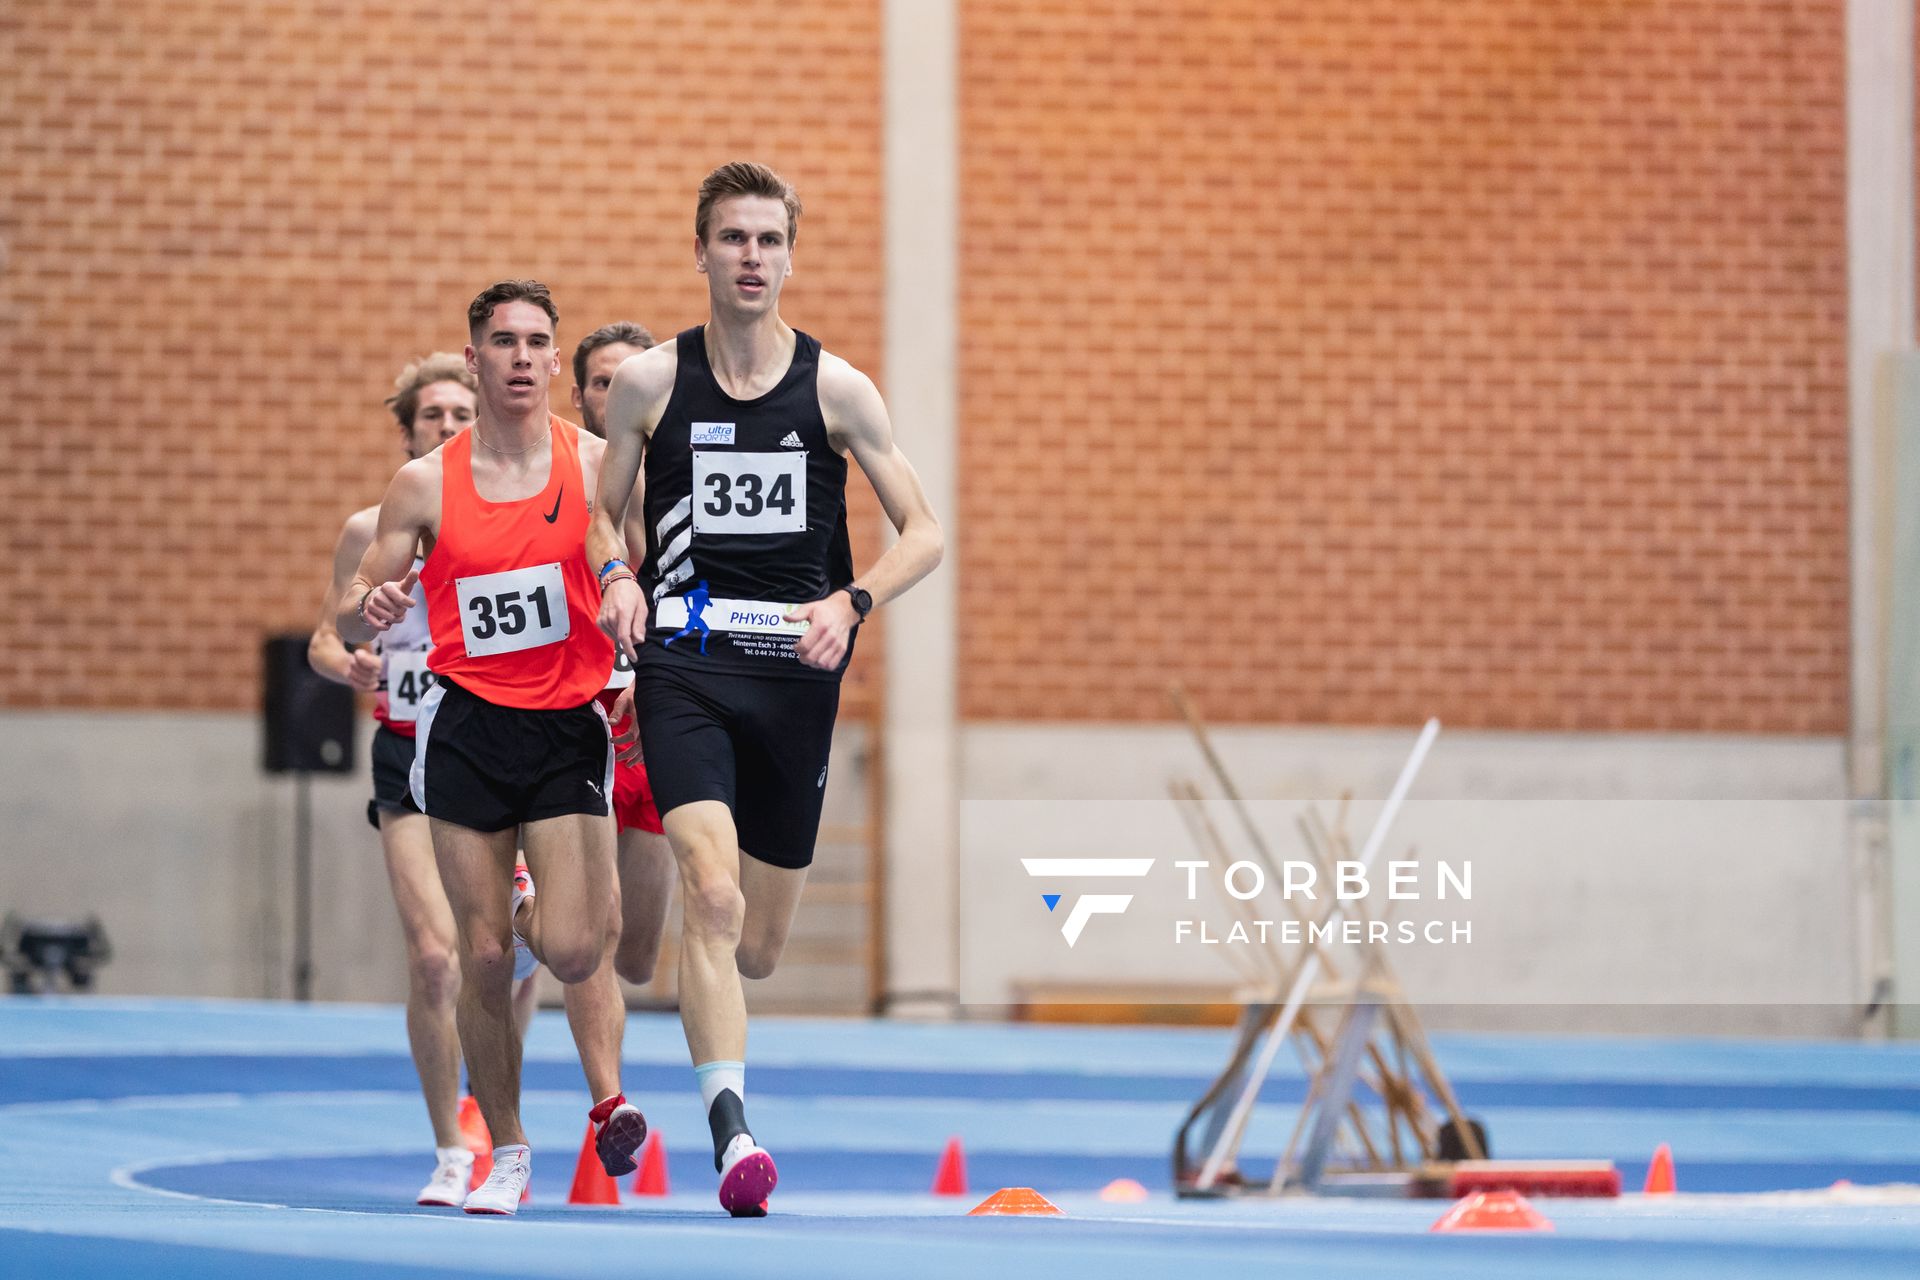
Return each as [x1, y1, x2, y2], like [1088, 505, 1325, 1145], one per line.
[0, 0, 884, 714]
[1, 1, 1854, 735]
[958, 0, 1849, 732]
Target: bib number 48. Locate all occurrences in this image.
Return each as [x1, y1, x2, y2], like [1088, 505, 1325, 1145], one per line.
[384, 649, 435, 724]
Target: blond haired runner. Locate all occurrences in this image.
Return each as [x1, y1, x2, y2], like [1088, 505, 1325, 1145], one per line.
[590, 162, 944, 1216]
[308, 354, 540, 1206]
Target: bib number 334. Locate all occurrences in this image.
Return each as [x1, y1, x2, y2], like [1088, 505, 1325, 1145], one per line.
[455, 562, 570, 657]
[693, 451, 805, 535]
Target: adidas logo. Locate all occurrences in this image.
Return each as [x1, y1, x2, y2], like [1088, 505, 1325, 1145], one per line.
[779, 431, 804, 448]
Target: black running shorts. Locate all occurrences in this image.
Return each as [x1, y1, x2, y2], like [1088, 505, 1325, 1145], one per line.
[367, 724, 424, 829]
[633, 657, 841, 870]
[410, 678, 612, 833]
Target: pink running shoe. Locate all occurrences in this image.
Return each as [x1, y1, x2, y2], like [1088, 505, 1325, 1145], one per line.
[717, 1133, 778, 1217]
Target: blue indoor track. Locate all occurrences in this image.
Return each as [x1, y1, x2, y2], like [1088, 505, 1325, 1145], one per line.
[3, 998, 1919, 1277]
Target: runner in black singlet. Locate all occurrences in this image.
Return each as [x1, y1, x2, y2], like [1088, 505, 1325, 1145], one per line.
[587, 162, 943, 1217]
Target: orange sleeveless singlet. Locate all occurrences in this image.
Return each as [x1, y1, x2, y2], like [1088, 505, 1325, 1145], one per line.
[421, 416, 614, 709]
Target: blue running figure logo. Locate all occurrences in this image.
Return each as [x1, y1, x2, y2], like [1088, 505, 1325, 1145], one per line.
[664, 581, 712, 655]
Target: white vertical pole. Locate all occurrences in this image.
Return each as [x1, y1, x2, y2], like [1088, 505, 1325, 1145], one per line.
[880, 0, 961, 1015]
[1847, 0, 1916, 1030]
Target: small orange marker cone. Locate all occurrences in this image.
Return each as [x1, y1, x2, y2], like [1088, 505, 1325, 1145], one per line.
[968, 1187, 1063, 1216]
[567, 1123, 621, 1206]
[458, 1096, 492, 1191]
[1430, 1190, 1553, 1233]
[1643, 1143, 1675, 1194]
[631, 1131, 670, 1196]
[458, 1095, 491, 1151]
[1099, 1178, 1149, 1203]
[932, 1137, 969, 1196]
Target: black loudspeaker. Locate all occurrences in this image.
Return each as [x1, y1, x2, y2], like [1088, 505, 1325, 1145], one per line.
[262, 633, 356, 774]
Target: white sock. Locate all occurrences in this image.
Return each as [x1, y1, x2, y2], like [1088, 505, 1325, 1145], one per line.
[436, 1145, 473, 1164]
[695, 1060, 745, 1113]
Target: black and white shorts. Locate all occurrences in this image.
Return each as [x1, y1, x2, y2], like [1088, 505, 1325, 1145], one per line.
[634, 658, 841, 870]
[367, 724, 425, 829]
[409, 678, 612, 833]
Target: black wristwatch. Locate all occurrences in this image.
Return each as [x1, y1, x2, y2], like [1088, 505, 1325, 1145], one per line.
[841, 584, 873, 621]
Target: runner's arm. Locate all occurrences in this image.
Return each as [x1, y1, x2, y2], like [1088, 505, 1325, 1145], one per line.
[309, 508, 383, 690]
[822, 358, 944, 606]
[337, 461, 435, 645]
[591, 344, 676, 661]
[789, 357, 944, 670]
[621, 466, 649, 585]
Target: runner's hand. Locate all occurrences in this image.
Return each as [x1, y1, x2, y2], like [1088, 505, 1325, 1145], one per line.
[345, 648, 382, 693]
[609, 685, 643, 765]
[789, 593, 857, 672]
[361, 568, 419, 632]
[599, 577, 646, 666]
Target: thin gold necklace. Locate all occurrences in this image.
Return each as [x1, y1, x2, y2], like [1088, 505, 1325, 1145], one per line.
[473, 425, 550, 456]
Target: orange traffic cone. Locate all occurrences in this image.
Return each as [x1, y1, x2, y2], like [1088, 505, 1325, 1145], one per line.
[1644, 1143, 1676, 1194]
[968, 1187, 1063, 1216]
[459, 1096, 492, 1191]
[932, 1137, 968, 1196]
[1430, 1190, 1553, 1233]
[631, 1131, 670, 1196]
[567, 1123, 621, 1206]
[1099, 1178, 1149, 1203]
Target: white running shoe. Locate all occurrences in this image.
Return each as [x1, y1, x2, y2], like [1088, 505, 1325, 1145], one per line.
[717, 1132, 778, 1217]
[510, 863, 538, 981]
[416, 1145, 474, 1206]
[463, 1144, 532, 1215]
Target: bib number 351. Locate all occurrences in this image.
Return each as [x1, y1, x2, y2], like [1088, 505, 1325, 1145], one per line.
[455, 562, 570, 657]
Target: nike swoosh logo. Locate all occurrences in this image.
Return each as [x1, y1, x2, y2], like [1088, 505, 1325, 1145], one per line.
[543, 484, 564, 523]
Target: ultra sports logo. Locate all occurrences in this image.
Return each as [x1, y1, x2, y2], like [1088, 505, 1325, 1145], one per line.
[1021, 858, 1155, 947]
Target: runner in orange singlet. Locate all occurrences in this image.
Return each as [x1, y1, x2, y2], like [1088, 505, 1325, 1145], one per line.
[338, 281, 645, 1215]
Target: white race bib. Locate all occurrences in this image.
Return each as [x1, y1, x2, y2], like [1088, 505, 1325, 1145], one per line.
[455, 562, 570, 657]
[384, 649, 436, 723]
[692, 451, 806, 535]
[605, 646, 636, 690]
